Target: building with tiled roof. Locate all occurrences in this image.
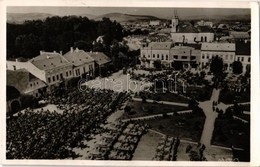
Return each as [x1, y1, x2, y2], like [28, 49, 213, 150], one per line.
[170, 46, 201, 64]
[86, 51, 111, 76]
[7, 69, 47, 98]
[87, 51, 111, 65]
[30, 51, 71, 70]
[140, 41, 201, 68]
[200, 42, 236, 70]
[28, 51, 73, 90]
[140, 42, 172, 68]
[63, 48, 95, 78]
[7, 51, 74, 91]
[171, 15, 214, 44]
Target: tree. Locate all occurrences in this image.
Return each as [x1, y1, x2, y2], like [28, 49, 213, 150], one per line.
[153, 60, 162, 69]
[210, 56, 223, 76]
[124, 106, 131, 113]
[232, 61, 243, 74]
[172, 61, 183, 70]
[210, 56, 224, 85]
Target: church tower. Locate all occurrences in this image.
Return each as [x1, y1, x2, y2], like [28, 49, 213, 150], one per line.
[171, 10, 179, 33]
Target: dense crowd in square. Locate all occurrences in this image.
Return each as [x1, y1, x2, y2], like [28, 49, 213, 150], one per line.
[6, 88, 129, 159]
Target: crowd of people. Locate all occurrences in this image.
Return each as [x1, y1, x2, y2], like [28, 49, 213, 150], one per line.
[6, 87, 129, 159]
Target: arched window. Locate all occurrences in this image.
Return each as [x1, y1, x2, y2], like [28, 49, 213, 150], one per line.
[204, 36, 207, 42]
[201, 36, 203, 42]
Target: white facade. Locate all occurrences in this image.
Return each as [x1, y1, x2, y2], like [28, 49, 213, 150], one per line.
[200, 42, 236, 69]
[171, 33, 214, 44]
[171, 14, 214, 44]
[140, 42, 172, 68]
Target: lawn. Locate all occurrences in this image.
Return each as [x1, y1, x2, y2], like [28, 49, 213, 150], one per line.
[143, 114, 205, 142]
[121, 101, 189, 119]
[132, 130, 161, 160]
[135, 92, 190, 103]
[183, 86, 213, 102]
[212, 117, 250, 149]
[219, 89, 250, 104]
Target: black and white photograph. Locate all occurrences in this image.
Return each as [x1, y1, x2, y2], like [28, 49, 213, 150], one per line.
[1, 0, 260, 166]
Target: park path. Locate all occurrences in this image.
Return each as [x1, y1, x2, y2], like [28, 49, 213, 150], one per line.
[122, 110, 192, 122]
[199, 88, 219, 147]
[132, 97, 189, 107]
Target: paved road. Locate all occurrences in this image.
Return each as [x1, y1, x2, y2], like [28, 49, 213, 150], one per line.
[132, 97, 189, 107]
[199, 88, 219, 147]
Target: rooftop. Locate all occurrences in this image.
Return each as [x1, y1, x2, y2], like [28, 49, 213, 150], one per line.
[177, 22, 199, 33]
[29, 52, 71, 70]
[144, 42, 173, 50]
[63, 48, 94, 66]
[86, 52, 111, 65]
[7, 69, 46, 94]
[201, 42, 235, 51]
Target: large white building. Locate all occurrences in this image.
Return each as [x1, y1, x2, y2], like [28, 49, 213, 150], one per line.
[171, 15, 214, 44]
[140, 42, 172, 68]
[140, 42, 201, 68]
[200, 42, 236, 70]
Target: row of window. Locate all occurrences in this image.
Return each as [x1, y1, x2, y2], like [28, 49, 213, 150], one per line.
[143, 53, 169, 60]
[75, 64, 94, 76]
[237, 57, 250, 63]
[47, 70, 72, 83]
[201, 54, 234, 60]
[30, 81, 39, 87]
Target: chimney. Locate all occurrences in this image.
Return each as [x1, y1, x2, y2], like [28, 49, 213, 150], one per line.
[75, 47, 79, 52]
[70, 47, 73, 53]
[15, 58, 19, 62]
[245, 40, 247, 43]
[40, 51, 43, 55]
[95, 52, 98, 54]
[60, 50, 63, 55]
[90, 50, 93, 53]
[53, 51, 57, 53]
[47, 56, 50, 59]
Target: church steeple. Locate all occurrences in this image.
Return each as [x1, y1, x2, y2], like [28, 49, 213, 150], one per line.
[171, 9, 179, 33]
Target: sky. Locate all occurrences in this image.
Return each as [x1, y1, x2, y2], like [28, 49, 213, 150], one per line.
[7, 7, 250, 19]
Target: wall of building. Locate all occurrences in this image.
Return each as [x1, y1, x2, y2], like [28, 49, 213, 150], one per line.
[198, 33, 214, 42]
[73, 62, 95, 78]
[7, 61, 29, 71]
[200, 51, 235, 69]
[235, 55, 250, 72]
[45, 64, 73, 86]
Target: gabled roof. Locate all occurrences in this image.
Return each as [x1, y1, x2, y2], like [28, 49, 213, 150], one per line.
[235, 41, 250, 55]
[29, 52, 71, 70]
[144, 42, 172, 50]
[63, 49, 94, 66]
[177, 22, 199, 33]
[86, 52, 111, 65]
[197, 26, 214, 33]
[229, 31, 250, 39]
[201, 42, 235, 52]
[7, 69, 46, 94]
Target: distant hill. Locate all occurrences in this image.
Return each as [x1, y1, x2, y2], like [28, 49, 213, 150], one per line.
[93, 12, 163, 23]
[7, 12, 250, 24]
[180, 14, 250, 21]
[7, 12, 164, 24]
[7, 13, 54, 24]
